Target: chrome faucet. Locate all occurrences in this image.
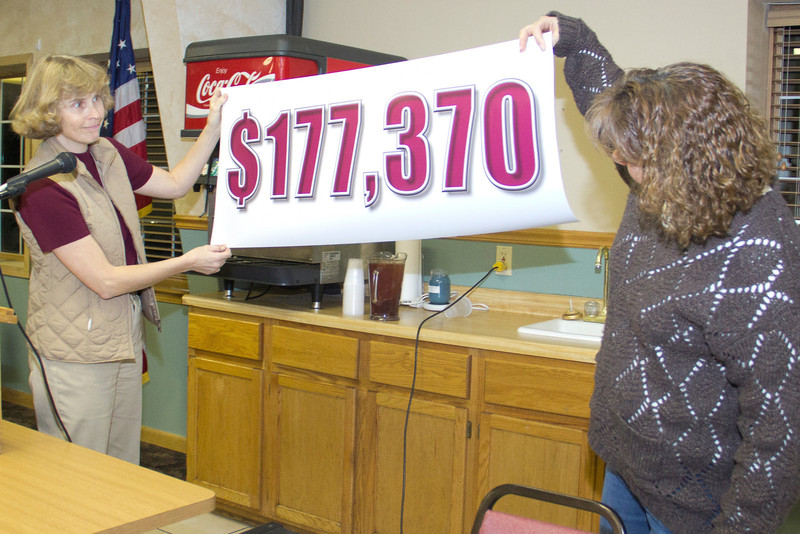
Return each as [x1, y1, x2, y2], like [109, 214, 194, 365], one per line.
[584, 246, 609, 323]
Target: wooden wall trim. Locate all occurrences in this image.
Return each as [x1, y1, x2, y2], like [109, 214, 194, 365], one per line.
[174, 215, 208, 232]
[451, 229, 615, 249]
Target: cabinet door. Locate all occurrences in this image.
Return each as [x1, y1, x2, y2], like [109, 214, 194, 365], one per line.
[364, 391, 468, 534]
[187, 355, 264, 511]
[188, 312, 262, 361]
[476, 413, 599, 532]
[268, 374, 356, 534]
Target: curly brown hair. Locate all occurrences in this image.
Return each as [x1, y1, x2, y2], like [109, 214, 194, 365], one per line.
[10, 55, 114, 139]
[585, 62, 778, 249]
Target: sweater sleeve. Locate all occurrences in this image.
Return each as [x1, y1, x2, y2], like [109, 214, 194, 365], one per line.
[705, 207, 800, 532]
[711, 321, 800, 532]
[547, 11, 624, 116]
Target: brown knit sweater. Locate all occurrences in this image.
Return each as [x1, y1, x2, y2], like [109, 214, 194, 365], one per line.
[550, 12, 800, 533]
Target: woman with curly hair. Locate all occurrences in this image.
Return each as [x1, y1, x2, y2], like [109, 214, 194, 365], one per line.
[587, 62, 779, 249]
[10, 55, 231, 463]
[520, 13, 800, 534]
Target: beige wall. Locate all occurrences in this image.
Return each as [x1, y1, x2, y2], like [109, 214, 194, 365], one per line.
[0, 1, 148, 59]
[302, 0, 760, 233]
[0, 0, 772, 232]
[140, 0, 284, 213]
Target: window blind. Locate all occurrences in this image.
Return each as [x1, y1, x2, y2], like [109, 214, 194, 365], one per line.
[136, 66, 184, 262]
[770, 24, 800, 220]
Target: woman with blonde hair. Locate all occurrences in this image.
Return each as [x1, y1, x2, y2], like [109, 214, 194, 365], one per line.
[10, 54, 230, 463]
[520, 13, 800, 534]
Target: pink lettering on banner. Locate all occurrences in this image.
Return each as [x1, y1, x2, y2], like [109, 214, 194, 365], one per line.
[364, 172, 379, 207]
[265, 111, 291, 199]
[222, 79, 541, 209]
[482, 80, 539, 190]
[434, 86, 476, 192]
[227, 110, 262, 209]
[329, 102, 362, 197]
[384, 92, 431, 196]
[294, 107, 325, 198]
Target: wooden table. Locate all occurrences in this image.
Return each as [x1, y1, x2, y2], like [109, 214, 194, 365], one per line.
[0, 306, 17, 324]
[0, 420, 215, 533]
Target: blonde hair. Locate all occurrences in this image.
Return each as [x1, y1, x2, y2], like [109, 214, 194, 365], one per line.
[11, 55, 114, 139]
[585, 63, 778, 249]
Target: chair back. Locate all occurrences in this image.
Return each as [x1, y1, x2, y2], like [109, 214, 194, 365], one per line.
[471, 484, 625, 534]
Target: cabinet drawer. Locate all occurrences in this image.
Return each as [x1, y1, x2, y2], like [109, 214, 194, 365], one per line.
[369, 340, 470, 399]
[484, 355, 594, 418]
[187, 312, 262, 361]
[271, 324, 359, 379]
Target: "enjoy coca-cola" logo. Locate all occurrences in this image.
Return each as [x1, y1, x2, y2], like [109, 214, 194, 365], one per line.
[194, 69, 272, 105]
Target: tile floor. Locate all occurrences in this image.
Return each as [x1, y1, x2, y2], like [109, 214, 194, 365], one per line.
[144, 512, 254, 534]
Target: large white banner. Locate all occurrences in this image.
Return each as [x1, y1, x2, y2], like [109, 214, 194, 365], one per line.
[211, 36, 575, 247]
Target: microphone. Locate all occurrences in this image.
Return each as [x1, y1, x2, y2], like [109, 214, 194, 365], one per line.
[0, 152, 78, 200]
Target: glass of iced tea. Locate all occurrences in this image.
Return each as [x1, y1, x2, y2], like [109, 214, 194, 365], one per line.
[367, 251, 407, 321]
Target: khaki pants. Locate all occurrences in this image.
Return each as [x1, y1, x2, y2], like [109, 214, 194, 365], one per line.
[29, 294, 144, 464]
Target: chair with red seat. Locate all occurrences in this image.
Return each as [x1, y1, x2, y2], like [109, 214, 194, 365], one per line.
[471, 483, 625, 534]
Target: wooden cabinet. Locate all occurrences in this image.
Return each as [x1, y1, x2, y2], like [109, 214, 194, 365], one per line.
[187, 357, 263, 510]
[267, 322, 359, 533]
[476, 414, 597, 531]
[365, 391, 469, 534]
[185, 303, 602, 533]
[476, 351, 601, 532]
[482, 352, 595, 419]
[367, 339, 470, 398]
[271, 323, 359, 379]
[186, 312, 265, 512]
[362, 339, 471, 533]
[268, 374, 356, 533]
[187, 312, 262, 362]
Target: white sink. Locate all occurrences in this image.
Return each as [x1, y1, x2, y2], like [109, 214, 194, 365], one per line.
[518, 318, 604, 344]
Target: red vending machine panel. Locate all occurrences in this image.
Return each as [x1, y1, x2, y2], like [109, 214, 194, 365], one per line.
[183, 34, 404, 134]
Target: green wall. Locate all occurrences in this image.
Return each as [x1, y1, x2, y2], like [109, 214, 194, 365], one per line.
[421, 238, 604, 297]
[0, 274, 199, 437]
[0, 275, 31, 394]
[141, 302, 190, 436]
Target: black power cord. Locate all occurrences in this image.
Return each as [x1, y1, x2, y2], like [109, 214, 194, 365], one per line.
[399, 262, 502, 533]
[0, 267, 72, 442]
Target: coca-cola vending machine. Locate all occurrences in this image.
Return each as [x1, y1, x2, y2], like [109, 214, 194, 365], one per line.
[183, 33, 404, 135]
[183, 34, 404, 307]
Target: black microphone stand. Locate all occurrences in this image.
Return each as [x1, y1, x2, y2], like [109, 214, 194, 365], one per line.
[0, 178, 72, 442]
[0, 180, 28, 201]
[0, 151, 77, 201]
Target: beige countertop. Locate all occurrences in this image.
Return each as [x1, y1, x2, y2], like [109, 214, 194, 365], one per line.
[183, 288, 602, 364]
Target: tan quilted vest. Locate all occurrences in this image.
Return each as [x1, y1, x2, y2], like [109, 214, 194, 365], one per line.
[13, 137, 161, 363]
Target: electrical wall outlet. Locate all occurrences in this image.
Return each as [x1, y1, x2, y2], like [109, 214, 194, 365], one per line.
[496, 245, 512, 276]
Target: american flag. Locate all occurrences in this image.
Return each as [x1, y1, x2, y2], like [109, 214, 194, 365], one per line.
[102, 0, 152, 217]
[103, 0, 151, 381]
